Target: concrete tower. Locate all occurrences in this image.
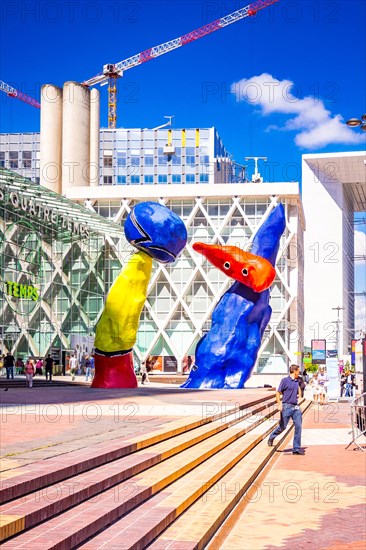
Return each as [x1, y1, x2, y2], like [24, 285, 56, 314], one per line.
[89, 88, 100, 186]
[40, 84, 63, 193]
[62, 81, 91, 192]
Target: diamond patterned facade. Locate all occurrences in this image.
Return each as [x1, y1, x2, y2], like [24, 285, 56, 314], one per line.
[0, 169, 124, 363]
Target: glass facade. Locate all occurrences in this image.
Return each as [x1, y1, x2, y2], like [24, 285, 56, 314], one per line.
[0, 169, 124, 363]
[0, 128, 246, 187]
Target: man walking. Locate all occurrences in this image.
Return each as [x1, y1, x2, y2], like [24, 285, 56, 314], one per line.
[45, 354, 54, 382]
[268, 364, 304, 455]
[69, 353, 78, 381]
[4, 352, 15, 380]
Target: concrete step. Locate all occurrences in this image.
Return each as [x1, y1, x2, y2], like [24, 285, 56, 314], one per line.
[0, 397, 276, 544]
[149, 400, 311, 550]
[0, 398, 276, 541]
[78, 418, 278, 549]
[2, 418, 272, 549]
[0, 393, 274, 505]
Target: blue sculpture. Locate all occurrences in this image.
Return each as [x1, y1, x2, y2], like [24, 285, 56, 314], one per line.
[181, 203, 286, 389]
[124, 201, 187, 264]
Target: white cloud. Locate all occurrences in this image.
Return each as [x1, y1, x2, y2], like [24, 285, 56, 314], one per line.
[231, 73, 366, 149]
[355, 230, 366, 263]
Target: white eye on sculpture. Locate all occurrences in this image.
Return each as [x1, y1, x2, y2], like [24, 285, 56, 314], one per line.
[224, 261, 230, 269]
[242, 268, 248, 276]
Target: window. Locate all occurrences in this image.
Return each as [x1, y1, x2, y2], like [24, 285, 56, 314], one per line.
[131, 155, 140, 167]
[9, 151, 18, 169]
[117, 175, 126, 184]
[131, 175, 140, 184]
[186, 174, 195, 183]
[117, 152, 126, 166]
[103, 176, 112, 185]
[0, 152, 4, 168]
[200, 174, 209, 183]
[186, 147, 195, 165]
[172, 175, 181, 183]
[144, 175, 154, 184]
[144, 155, 154, 166]
[172, 147, 181, 166]
[158, 175, 167, 184]
[158, 148, 168, 165]
[22, 151, 32, 169]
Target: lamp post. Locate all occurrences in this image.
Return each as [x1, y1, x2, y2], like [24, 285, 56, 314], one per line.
[346, 114, 366, 131]
[332, 306, 345, 357]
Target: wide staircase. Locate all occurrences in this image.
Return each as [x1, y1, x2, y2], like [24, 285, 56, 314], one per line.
[0, 393, 311, 549]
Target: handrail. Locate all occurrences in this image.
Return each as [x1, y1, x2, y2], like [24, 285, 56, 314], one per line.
[345, 392, 366, 451]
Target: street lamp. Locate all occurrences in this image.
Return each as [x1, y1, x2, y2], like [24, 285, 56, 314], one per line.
[346, 114, 366, 131]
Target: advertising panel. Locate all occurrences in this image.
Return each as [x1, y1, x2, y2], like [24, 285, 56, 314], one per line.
[163, 356, 178, 373]
[182, 355, 195, 374]
[351, 339, 357, 366]
[147, 356, 163, 372]
[311, 339, 326, 364]
[326, 358, 339, 401]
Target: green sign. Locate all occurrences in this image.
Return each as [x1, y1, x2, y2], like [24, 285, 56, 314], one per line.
[5, 281, 39, 301]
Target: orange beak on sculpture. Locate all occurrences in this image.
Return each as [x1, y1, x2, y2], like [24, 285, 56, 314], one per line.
[192, 243, 276, 292]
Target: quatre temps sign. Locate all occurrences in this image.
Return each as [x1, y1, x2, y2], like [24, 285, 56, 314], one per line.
[1, 220, 42, 316]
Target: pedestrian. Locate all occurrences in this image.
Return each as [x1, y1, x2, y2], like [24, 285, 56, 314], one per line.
[25, 359, 35, 388]
[35, 358, 43, 376]
[140, 361, 149, 385]
[318, 367, 328, 405]
[310, 372, 322, 404]
[85, 355, 93, 382]
[268, 364, 304, 455]
[69, 353, 78, 381]
[344, 370, 355, 398]
[45, 354, 54, 382]
[303, 368, 310, 384]
[16, 357, 24, 375]
[4, 352, 15, 380]
[298, 373, 306, 397]
[340, 370, 347, 397]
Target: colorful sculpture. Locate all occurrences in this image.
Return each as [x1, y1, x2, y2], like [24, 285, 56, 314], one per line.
[181, 203, 286, 389]
[92, 202, 187, 388]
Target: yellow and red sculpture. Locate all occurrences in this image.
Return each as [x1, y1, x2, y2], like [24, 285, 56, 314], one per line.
[91, 202, 187, 388]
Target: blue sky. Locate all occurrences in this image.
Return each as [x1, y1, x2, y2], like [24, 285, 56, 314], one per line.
[1, 0, 365, 173]
[1, 0, 365, 312]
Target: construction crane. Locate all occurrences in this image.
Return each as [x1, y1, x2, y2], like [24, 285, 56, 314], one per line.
[0, 80, 40, 109]
[83, 0, 278, 128]
[0, 0, 278, 127]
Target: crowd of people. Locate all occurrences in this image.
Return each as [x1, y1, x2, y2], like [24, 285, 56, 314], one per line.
[304, 366, 357, 403]
[0, 351, 95, 387]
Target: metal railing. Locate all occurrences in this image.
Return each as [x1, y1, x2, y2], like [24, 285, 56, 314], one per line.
[346, 392, 366, 451]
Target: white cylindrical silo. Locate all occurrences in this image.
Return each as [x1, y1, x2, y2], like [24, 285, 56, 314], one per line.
[62, 81, 90, 191]
[40, 84, 63, 193]
[89, 87, 100, 186]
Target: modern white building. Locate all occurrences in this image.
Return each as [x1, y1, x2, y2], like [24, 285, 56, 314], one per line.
[302, 151, 366, 356]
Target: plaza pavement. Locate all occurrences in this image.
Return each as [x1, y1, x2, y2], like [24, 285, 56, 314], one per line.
[0, 380, 364, 548]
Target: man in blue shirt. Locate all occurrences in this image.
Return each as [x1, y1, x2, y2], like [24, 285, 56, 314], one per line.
[268, 364, 304, 455]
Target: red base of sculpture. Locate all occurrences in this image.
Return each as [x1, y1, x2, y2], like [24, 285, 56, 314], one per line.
[91, 351, 138, 389]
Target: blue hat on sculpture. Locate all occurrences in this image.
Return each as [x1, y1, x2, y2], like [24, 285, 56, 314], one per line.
[125, 201, 188, 263]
